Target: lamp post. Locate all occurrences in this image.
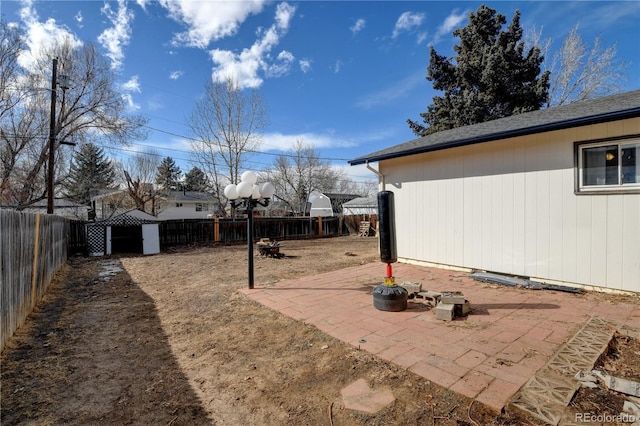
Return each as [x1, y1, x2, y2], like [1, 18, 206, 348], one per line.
[46, 57, 70, 214]
[224, 171, 275, 290]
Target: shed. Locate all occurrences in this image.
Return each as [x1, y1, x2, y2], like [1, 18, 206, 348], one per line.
[350, 90, 640, 293]
[309, 192, 360, 217]
[86, 209, 160, 256]
[342, 196, 378, 216]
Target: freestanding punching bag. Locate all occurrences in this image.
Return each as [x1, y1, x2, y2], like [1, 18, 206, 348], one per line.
[378, 190, 397, 264]
[373, 190, 408, 312]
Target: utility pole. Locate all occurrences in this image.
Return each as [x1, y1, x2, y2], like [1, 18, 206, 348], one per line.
[46, 58, 58, 214]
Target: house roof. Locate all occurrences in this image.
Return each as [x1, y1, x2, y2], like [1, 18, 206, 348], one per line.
[349, 90, 640, 166]
[94, 209, 158, 226]
[163, 191, 213, 203]
[342, 196, 377, 208]
[22, 198, 87, 208]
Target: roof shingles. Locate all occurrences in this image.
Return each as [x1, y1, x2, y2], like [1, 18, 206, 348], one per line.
[350, 90, 640, 165]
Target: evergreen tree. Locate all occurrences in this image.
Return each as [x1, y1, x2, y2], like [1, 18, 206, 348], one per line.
[155, 157, 182, 191]
[407, 5, 550, 136]
[63, 143, 116, 205]
[184, 167, 210, 192]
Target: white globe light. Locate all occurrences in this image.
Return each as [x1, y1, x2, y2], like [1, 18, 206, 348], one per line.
[251, 184, 261, 199]
[224, 184, 238, 200]
[260, 182, 275, 199]
[241, 170, 257, 185]
[236, 181, 253, 198]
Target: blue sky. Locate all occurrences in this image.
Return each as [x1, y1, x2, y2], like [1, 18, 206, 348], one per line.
[2, 0, 639, 187]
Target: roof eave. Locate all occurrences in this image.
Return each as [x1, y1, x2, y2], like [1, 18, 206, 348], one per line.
[349, 107, 640, 166]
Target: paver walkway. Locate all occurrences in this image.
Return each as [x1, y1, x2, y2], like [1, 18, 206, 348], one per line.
[240, 262, 639, 412]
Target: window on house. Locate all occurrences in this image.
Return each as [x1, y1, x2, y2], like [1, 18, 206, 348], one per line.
[578, 139, 640, 191]
[176, 203, 183, 207]
[195, 203, 203, 212]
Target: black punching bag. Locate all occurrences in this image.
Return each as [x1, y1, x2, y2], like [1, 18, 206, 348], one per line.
[377, 190, 397, 264]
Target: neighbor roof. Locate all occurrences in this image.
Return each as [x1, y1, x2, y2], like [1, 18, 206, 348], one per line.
[163, 190, 213, 203]
[349, 90, 640, 166]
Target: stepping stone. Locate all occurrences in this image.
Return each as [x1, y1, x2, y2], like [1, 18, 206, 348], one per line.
[341, 378, 395, 414]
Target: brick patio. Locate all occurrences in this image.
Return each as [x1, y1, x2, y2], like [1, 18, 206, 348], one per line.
[239, 262, 639, 412]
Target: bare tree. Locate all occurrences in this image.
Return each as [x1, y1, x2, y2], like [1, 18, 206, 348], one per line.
[0, 30, 147, 209]
[188, 76, 268, 215]
[0, 20, 26, 120]
[261, 140, 354, 216]
[527, 24, 628, 107]
[118, 149, 161, 215]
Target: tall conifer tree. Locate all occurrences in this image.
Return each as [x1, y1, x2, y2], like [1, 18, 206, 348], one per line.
[155, 157, 182, 191]
[63, 143, 116, 204]
[184, 167, 210, 192]
[408, 5, 550, 136]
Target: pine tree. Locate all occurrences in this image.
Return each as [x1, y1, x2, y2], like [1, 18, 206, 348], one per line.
[63, 143, 116, 204]
[155, 157, 182, 191]
[184, 167, 210, 192]
[407, 5, 550, 136]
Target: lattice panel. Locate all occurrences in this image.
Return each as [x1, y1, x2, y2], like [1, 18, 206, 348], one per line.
[86, 225, 105, 255]
[507, 316, 618, 426]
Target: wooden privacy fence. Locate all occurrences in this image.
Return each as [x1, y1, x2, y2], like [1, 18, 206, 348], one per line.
[159, 216, 348, 247]
[1, 210, 69, 351]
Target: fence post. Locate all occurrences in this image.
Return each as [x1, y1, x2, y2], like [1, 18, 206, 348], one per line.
[318, 216, 323, 237]
[30, 213, 41, 309]
[214, 216, 220, 242]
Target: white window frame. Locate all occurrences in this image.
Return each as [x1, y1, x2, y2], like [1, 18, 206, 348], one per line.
[576, 137, 640, 193]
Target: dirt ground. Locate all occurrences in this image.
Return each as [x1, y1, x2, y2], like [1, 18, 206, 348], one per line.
[2, 236, 638, 425]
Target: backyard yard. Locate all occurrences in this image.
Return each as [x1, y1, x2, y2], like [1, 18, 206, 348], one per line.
[1, 235, 638, 425]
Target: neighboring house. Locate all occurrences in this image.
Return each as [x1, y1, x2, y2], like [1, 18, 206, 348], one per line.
[350, 90, 640, 293]
[309, 192, 361, 217]
[91, 189, 136, 220]
[156, 190, 220, 220]
[21, 199, 89, 220]
[91, 189, 220, 221]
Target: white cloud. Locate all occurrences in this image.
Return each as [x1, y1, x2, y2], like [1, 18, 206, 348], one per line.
[432, 10, 467, 45]
[121, 75, 141, 110]
[136, 0, 150, 12]
[355, 69, 424, 109]
[262, 132, 357, 153]
[333, 163, 380, 184]
[392, 11, 425, 38]
[98, 0, 134, 70]
[16, 2, 83, 71]
[333, 59, 343, 74]
[122, 75, 141, 92]
[209, 2, 296, 89]
[170, 70, 184, 80]
[74, 11, 83, 25]
[299, 59, 312, 73]
[350, 18, 366, 34]
[159, 0, 268, 48]
[266, 50, 295, 78]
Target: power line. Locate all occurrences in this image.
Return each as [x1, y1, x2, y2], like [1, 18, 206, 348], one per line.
[142, 124, 353, 162]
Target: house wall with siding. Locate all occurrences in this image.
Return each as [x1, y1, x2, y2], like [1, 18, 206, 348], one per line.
[380, 117, 640, 292]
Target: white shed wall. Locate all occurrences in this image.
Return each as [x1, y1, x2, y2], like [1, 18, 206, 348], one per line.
[381, 118, 640, 292]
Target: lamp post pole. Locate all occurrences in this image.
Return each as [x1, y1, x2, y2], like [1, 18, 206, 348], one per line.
[224, 171, 275, 290]
[46, 58, 58, 214]
[246, 201, 256, 289]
